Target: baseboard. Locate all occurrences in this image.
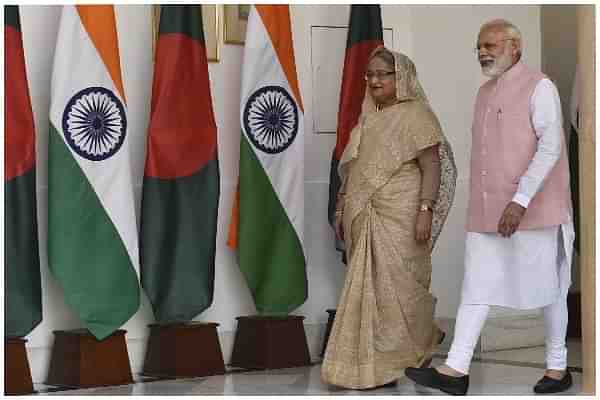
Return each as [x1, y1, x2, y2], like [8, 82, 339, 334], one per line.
[436, 314, 545, 354]
[480, 314, 545, 352]
[26, 323, 327, 384]
[25, 315, 545, 384]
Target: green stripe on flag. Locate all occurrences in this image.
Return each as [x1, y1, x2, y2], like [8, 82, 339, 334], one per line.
[346, 5, 383, 48]
[5, 5, 21, 31]
[141, 159, 220, 322]
[5, 168, 42, 337]
[48, 124, 140, 340]
[238, 136, 307, 314]
[158, 5, 205, 43]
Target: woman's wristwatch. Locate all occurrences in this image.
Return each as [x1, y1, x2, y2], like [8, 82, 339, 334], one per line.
[419, 202, 434, 213]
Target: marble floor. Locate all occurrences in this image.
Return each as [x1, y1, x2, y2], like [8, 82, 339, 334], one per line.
[36, 340, 583, 396]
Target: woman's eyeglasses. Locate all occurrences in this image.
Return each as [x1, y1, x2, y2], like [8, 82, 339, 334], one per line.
[364, 70, 395, 81]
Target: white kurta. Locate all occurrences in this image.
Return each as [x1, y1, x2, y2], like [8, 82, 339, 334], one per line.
[461, 79, 575, 309]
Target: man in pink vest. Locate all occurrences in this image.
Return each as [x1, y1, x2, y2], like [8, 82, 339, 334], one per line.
[405, 19, 574, 395]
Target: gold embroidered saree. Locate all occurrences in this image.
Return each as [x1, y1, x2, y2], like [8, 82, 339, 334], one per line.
[321, 49, 457, 389]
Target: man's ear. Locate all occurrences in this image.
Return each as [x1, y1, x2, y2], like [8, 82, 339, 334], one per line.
[511, 39, 522, 57]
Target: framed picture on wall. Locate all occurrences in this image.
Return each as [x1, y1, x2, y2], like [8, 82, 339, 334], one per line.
[202, 5, 221, 62]
[152, 5, 221, 62]
[152, 5, 159, 57]
[224, 5, 249, 44]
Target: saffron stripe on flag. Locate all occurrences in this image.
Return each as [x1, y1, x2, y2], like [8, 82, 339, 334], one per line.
[76, 5, 126, 102]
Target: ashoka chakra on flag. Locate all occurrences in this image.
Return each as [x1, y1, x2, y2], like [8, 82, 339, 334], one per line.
[243, 85, 298, 154]
[62, 86, 127, 161]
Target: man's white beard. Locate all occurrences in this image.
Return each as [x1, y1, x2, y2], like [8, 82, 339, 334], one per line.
[481, 51, 513, 78]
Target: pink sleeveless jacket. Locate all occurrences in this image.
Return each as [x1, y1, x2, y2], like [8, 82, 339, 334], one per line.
[467, 61, 571, 232]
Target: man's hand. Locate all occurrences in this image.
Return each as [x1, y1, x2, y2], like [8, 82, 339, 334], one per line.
[497, 201, 526, 238]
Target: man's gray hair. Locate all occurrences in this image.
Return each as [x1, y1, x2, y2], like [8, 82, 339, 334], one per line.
[480, 19, 523, 58]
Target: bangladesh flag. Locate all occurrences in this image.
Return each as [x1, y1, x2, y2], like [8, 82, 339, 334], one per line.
[5, 5, 42, 338]
[227, 5, 307, 315]
[48, 5, 140, 340]
[327, 5, 383, 231]
[140, 5, 220, 323]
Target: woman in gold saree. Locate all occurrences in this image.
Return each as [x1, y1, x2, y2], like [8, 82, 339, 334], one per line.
[321, 47, 457, 389]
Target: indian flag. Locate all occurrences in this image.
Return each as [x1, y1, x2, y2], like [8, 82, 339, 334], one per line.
[227, 5, 307, 314]
[48, 5, 139, 340]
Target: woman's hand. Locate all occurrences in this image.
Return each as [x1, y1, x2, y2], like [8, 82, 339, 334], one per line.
[415, 210, 433, 243]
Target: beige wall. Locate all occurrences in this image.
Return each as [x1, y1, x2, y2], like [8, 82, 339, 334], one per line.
[541, 6, 578, 131]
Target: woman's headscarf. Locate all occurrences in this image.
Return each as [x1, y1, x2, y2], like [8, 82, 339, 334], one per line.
[350, 46, 458, 247]
[361, 46, 430, 112]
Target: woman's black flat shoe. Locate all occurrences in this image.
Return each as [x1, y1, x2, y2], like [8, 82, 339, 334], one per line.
[405, 367, 469, 396]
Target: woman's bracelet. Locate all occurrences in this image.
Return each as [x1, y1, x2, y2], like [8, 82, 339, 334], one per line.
[418, 198, 436, 213]
[418, 203, 434, 213]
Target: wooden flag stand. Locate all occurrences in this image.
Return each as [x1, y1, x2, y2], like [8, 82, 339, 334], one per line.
[5, 337, 35, 395]
[142, 321, 225, 378]
[320, 309, 337, 358]
[230, 315, 311, 369]
[45, 329, 133, 388]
